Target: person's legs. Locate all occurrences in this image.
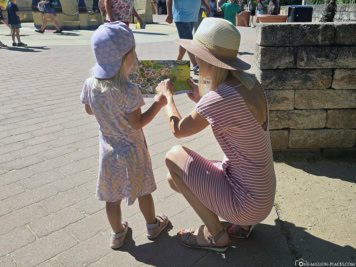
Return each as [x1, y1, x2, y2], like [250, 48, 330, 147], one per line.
[106, 200, 125, 233]
[40, 14, 50, 31]
[15, 29, 21, 43]
[175, 22, 197, 66]
[165, 145, 229, 247]
[138, 194, 156, 224]
[50, 14, 61, 30]
[11, 28, 15, 43]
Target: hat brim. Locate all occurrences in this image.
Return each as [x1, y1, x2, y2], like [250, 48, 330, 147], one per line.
[176, 39, 250, 71]
[93, 59, 123, 79]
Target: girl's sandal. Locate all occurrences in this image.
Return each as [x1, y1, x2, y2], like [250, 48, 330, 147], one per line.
[110, 221, 129, 249]
[177, 226, 229, 252]
[226, 224, 255, 239]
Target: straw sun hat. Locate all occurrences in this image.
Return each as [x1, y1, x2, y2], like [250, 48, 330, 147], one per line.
[176, 18, 250, 71]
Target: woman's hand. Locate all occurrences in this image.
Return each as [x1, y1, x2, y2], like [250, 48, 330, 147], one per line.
[187, 79, 201, 103]
[154, 93, 167, 109]
[156, 79, 174, 101]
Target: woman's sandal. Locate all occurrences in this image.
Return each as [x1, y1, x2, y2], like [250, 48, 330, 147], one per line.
[177, 225, 229, 252]
[226, 224, 255, 239]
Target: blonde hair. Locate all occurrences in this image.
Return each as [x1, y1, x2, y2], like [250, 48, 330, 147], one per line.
[89, 48, 137, 93]
[197, 57, 256, 95]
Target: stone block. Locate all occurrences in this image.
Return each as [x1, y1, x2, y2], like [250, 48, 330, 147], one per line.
[270, 110, 326, 129]
[289, 129, 355, 148]
[256, 23, 335, 47]
[295, 90, 356, 109]
[335, 23, 356, 45]
[327, 110, 356, 128]
[297, 47, 356, 68]
[265, 90, 295, 110]
[270, 130, 289, 150]
[332, 69, 356, 89]
[255, 46, 296, 69]
[257, 69, 332, 90]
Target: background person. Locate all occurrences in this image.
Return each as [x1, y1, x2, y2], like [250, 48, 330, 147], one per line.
[221, 0, 241, 26]
[7, 0, 27, 46]
[166, 0, 209, 75]
[156, 17, 276, 251]
[104, 0, 145, 28]
[35, 0, 62, 33]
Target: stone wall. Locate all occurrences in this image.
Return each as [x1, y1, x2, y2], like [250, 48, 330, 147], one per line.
[281, 4, 356, 22]
[255, 22, 356, 151]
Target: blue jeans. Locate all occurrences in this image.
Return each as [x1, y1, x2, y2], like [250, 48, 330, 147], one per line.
[175, 22, 194, 40]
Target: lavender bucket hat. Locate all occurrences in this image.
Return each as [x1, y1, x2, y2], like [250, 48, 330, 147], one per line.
[91, 21, 135, 79]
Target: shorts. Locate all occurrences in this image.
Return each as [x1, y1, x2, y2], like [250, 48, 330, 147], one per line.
[250, 9, 256, 16]
[44, 6, 56, 14]
[10, 24, 21, 29]
[0, 11, 4, 21]
[175, 22, 194, 40]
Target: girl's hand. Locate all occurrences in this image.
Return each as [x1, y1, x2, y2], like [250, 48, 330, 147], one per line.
[187, 79, 201, 103]
[156, 79, 174, 99]
[154, 93, 167, 109]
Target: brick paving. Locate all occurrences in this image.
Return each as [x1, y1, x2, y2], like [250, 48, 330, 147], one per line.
[0, 19, 294, 266]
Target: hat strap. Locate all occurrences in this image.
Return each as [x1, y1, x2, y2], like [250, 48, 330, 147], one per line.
[193, 37, 238, 58]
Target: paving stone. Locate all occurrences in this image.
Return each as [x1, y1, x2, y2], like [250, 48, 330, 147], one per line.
[10, 143, 50, 159]
[0, 142, 27, 155]
[66, 210, 109, 242]
[74, 196, 105, 215]
[0, 168, 35, 186]
[39, 144, 78, 160]
[7, 183, 58, 210]
[0, 153, 16, 164]
[0, 226, 36, 257]
[19, 171, 65, 190]
[29, 156, 72, 174]
[0, 183, 25, 201]
[58, 157, 98, 176]
[1, 155, 44, 171]
[52, 171, 95, 192]
[0, 201, 12, 217]
[56, 232, 111, 267]
[0, 255, 17, 267]
[0, 204, 48, 235]
[30, 207, 85, 237]
[64, 145, 98, 161]
[41, 186, 91, 213]
[11, 229, 78, 267]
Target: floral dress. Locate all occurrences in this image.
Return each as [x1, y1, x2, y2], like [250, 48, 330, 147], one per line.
[80, 78, 157, 205]
[112, 0, 134, 22]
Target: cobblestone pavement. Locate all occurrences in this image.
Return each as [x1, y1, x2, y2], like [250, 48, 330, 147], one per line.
[0, 17, 304, 267]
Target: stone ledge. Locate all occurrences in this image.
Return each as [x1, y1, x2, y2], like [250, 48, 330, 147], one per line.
[256, 23, 335, 47]
[289, 129, 355, 148]
[295, 90, 356, 109]
[326, 110, 356, 128]
[297, 47, 356, 69]
[332, 69, 356, 89]
[270, 130, 289, 150]
[270, 110, 326, 129]
[257, 69, 332, 90]
[265, 90, 294, 110]
[255, 46, 296, 70]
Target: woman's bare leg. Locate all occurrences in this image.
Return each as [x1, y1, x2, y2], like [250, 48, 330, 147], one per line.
[50, 14, 61, 30]
[165, 145, 229, 246]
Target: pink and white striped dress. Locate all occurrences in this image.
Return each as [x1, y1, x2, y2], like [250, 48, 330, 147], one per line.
[183, 83, 276, 225]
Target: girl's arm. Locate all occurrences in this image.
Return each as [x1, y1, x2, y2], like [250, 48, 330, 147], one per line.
[127, 94, 167, 130]
[85, 104, 94, 115]
[157, 80, 209, 139]
[104, 0, 115, 22]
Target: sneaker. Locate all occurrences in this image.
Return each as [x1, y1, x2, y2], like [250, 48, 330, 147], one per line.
[110, 221, 128, 249]
[17, 42, 27, 47]
[193, 64, 199, 75]
[35, 29, 45, 34]
[12, 42, 17, 46]
[146, 214, 169, 240]
[54, 28, 63, 34]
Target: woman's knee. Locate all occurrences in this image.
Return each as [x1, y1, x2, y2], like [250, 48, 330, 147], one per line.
[165, 145, 183, 167]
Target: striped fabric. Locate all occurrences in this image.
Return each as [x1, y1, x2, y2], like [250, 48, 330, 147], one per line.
[183, 83, 276, 225]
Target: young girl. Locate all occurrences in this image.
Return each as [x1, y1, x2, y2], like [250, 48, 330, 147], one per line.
[80, 21, 169, 249]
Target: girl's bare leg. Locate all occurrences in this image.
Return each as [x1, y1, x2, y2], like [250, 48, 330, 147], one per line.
[11, 29, 15, 43]
[106, 200, 125, 233]
[40, 14, 49, 31]
[50, 14, 61, 30]
[138, 194, 156, 224]
[165, 145, 229, 247]
[15, 29, 21, 43]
